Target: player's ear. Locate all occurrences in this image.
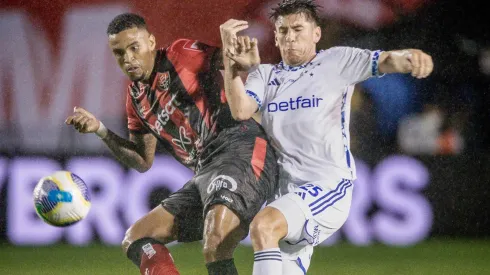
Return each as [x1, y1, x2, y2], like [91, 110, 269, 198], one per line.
[274, 31, 279, 47]
[313, 26, 321, 43]
[148, 33, 156, 51]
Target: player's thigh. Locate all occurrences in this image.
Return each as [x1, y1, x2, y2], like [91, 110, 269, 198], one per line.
[306, 179, 353, 241]
[195, 157, 274, 233]
[161, 179, 205, 243]
[270, 179, 353, 246]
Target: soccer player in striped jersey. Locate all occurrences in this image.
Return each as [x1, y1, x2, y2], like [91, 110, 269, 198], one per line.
[66, 13, 278, 275]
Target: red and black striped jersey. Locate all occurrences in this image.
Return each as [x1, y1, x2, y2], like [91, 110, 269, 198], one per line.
[126, 39, 242, 169]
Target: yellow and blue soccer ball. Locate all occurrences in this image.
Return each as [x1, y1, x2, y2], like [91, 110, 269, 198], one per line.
[33, 171, 91, 227]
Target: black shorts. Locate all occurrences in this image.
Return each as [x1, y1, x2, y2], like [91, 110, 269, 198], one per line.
[161, 120, 278, 242]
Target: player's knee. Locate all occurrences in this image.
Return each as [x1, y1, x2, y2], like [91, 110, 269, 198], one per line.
[122, 207, 176, 254]
[250, 207, 287, 245]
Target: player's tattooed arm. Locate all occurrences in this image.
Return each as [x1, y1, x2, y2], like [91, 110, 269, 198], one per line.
[378, 49, 434, 79]
[65, 107, 157, 172]
[101, 131, 157, 173]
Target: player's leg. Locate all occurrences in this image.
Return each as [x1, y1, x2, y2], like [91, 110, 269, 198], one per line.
[198, 157, 277, 274]
[280, 245, 313, 275]
[198, 122, 279, 274]
[249, 199, 305, 275]
[202, 204, 248, 275]
[123, 205, 180, 275]
[252, 179, 353, 275]
[123, 180, 203, 275]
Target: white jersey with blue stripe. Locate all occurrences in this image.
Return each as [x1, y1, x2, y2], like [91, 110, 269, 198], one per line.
[245, 47, 382, 182]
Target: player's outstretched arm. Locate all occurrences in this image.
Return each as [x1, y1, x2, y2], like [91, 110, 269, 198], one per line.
[378, 49, 433, 78]
[65, 107, 157, 172]
[220, 19, 259, 120]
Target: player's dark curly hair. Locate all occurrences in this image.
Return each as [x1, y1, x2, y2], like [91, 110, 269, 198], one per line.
[106, 13, 147, 35]
[269, 0, 322, 26]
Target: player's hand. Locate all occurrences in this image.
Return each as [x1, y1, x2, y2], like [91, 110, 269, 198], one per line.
[65, 107, 100, 134]
[220, 19, 249, 50]
[386, 49, 433, 78]
[220, 19, 260, 70]
[226, 35, 261, 71]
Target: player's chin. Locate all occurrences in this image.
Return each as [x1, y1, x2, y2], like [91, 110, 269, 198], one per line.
[285, 57, 302, 66]
[127, 72, 145, 82]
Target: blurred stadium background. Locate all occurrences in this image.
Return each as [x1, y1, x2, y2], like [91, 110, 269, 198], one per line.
[1, 0, 490, 274]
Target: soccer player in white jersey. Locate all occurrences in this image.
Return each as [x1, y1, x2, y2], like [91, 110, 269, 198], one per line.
[220, 0, 434, 274]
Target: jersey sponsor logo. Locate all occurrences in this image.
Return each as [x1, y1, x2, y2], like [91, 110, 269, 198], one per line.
[207, 175, 238, 194]
[267, 95, 323, 112]
[156, 71, 170, 91]
[153, 93, 181, 131]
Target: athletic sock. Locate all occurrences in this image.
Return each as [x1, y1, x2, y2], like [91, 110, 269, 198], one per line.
[127, 237, 179, 275]
[252, 248, 282, 275]
[206, 258, 238, 275]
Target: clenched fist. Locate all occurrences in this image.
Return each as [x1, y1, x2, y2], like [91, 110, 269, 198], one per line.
[65, 107, 100, 134]
[382, 49, 434, 79]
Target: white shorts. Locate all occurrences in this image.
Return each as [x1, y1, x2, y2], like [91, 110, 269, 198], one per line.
[268, 178, 353, 274]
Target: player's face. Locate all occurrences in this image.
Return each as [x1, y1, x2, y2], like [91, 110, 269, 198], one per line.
[274, 13, 321, 66]
[109, 27, 156, 82]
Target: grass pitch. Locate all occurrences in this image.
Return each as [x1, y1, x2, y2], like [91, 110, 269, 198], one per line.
[0, 239, 489, 274]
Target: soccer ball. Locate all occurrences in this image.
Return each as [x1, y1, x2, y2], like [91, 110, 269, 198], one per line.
[33, 171, 91, 227]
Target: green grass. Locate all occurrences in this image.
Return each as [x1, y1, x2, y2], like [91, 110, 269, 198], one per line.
[1, 239, 489, 274]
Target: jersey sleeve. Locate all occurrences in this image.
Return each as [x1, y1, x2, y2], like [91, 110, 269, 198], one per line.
[125, 88, 148, 134]
[166, 39, 221, 73]
[244, 66, 268, 112]
[328, 46, 384, 85]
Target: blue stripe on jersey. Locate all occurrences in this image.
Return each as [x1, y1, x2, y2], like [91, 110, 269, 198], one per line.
[341, 88, 353, 177]
[246, 90, 262, 110]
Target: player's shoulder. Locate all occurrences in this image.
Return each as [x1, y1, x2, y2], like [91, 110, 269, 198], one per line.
[167, 38, 215, 55]
[316, 47, 352, 60]
[314, 47, 370, 66]
[323, 46, 362, 55]
[321, 46, 374, 59]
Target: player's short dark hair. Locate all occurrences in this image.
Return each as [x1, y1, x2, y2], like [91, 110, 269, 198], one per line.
[106, 13, 147, 35]
[269, 0, 322, 26]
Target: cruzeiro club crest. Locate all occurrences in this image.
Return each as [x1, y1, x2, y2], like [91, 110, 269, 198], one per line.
[156, 71, 170, 91]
